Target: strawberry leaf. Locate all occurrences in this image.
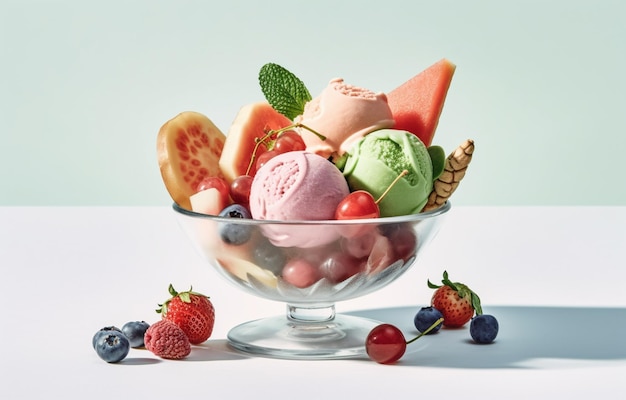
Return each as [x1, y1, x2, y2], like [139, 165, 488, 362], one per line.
[427, 279, 441, 289]
[168, 283, 178, 297]
[471, 292, 483, 315]
[179, 291, 191, 303]
[440, 270, 459, 292]
[259, 63, 312, 120]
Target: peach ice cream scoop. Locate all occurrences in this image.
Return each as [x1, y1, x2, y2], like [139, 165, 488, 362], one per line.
[295, 78, 395, 159]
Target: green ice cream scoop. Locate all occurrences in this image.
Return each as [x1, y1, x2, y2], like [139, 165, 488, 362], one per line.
[338, 129, 439, 217]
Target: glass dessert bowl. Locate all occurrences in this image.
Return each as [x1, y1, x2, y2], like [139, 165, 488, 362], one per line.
[172, 201, 451, 359]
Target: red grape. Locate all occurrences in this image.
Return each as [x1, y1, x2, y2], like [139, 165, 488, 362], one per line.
[274, 131, 306, 153]
[230, 175, 253, 207]
[282, 258, 321, 288]
[365, 324, 406, 364]
[255, 150, 278, 171]
[319, 251, 363, 283]
[386, 224, 417, 261]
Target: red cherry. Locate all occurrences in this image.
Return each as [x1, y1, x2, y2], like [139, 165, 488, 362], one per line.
[255, 150, 279, 171]
[274, 131, 306, 153]
[336, 169, 410, 220]
[365, 324, 406, 364]
[366, 318, 444, 364]
[319, 252, 363, 283]
[386, 224, 417, 261]
[230, 175, 253, 207]
[335, 190, 380, 220]
[196, 176, 230, 205]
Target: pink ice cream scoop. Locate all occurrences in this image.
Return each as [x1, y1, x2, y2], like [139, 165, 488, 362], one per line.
[295, 78, 395, 159]
[249, 151, 350, 247]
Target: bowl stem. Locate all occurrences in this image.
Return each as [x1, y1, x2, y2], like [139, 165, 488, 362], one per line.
[287, 303, 335, 323]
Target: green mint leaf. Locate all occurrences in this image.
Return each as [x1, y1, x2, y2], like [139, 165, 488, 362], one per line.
[428, 145, 446, 181]
[259, 63, 312, 120]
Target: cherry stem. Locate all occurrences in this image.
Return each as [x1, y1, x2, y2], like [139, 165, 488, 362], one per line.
[245, 128, 275, 176]
[375, 170, 409, 205]
[406, 317, 444, 345]
[284, 123, 327, 141]
[244, 123, 326, 176]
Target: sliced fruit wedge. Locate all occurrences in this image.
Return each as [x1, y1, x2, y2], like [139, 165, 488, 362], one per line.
[386, 59, 456, 147]
[189, 188, 228, 216]
[219, 102, 292, 183]
[217, 256, 278, 288]
[157, 111, 226, 210]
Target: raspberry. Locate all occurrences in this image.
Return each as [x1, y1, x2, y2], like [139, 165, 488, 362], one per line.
[144, 320, 191, 359]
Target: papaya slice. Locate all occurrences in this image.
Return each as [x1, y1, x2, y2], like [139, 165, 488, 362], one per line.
[157, 111, 226, 210]
[219, 102, 292, 183]
[386, 59, 456, 147]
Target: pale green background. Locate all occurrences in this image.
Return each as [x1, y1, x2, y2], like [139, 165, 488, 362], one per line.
[1, 0, 625, 206]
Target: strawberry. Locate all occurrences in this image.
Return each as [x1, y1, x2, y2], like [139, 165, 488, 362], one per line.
[428, 270, 482, 328]
[157, 284, 215, 344]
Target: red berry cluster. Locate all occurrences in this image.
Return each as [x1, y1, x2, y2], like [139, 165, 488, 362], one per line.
[194, 127, 408, 222]
[93, 284, 215, 363]
[365, 271, 498, 364]
[195, 129, 305, 211]
[156, 284, 215, 344]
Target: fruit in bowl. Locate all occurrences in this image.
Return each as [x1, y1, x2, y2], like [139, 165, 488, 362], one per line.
[172, 201, 450, 358]
[173, 201, 450, 302]
[157, 60, 474, 358]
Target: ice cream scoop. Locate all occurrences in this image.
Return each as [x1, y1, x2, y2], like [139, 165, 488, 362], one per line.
[295, 78, 395, 159]
[338, 129, 434, 217]
[249, 151, 350, 247]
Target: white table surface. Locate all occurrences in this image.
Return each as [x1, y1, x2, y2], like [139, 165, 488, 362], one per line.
[1, 206, 625, 398]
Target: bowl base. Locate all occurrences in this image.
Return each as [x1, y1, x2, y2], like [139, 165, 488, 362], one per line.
[227, 313, 380, 359]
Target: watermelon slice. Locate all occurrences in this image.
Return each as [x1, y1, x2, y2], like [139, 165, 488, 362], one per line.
[386, 59, 456, 147]
[219, 102, 292, 183]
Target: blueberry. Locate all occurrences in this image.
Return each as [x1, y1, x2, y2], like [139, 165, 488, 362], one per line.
[121, 321, 150, 348]
[414, 306, 444, 334]
[94, 331, 130, 363]
[218, 204, 253, 245]
[92, 326, 122, 349]
[470, 314, 499, 344]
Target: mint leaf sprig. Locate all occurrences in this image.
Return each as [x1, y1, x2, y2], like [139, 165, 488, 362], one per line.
[259, 63, 312, 120]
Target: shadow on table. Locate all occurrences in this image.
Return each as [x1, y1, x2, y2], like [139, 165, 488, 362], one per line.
[346, 305, 626, 369]
[187, 339, 251, 362]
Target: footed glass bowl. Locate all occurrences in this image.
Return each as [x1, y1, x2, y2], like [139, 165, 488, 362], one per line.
[172, 201, 451, 359]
